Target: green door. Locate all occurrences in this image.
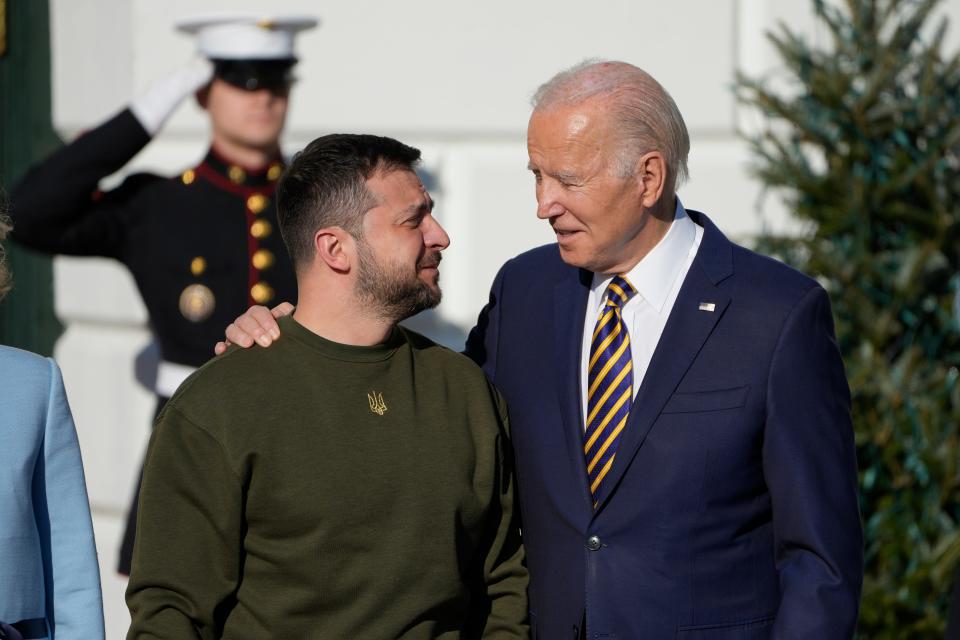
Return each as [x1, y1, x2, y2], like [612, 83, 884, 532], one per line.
[0, 0, 63, 354]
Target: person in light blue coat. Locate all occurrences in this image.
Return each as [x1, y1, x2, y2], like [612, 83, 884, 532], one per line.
[0, 212, 104, 639]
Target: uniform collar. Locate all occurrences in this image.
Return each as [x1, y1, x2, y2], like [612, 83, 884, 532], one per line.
[199, 146, 284, 189]
[590, 199, 697, 313]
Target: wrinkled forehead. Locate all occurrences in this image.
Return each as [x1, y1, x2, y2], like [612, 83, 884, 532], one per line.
[529, 97, 616, 139]
[526, 102, 618, 167]
[366, 168, 430, 207]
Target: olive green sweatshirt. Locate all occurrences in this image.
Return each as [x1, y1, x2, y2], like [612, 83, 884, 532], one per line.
[126, 316, 528, 639]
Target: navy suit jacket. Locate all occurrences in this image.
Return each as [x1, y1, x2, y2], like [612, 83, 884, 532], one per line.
[465, 210, 863, 639]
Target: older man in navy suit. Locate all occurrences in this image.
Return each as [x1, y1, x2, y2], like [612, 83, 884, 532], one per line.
[221, 60, 863, 638]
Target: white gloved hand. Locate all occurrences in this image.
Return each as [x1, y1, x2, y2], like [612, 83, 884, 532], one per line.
[130, 57, 214, 135]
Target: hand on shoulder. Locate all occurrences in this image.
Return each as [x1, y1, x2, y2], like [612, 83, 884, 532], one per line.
[214, 302, 294, 355]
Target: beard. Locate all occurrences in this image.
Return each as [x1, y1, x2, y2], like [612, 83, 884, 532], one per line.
[355, 240, 442, 322]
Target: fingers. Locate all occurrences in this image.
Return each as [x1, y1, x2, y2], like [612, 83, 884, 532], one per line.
[214, 339, 232, 356]
[271, 302, 295, 319]
[224, 320, 256, 348]
[220, 302, 290, 353]
[224, 305, 282, 348]
[185, 56, 215, 91]
[246, 305, 282, 342]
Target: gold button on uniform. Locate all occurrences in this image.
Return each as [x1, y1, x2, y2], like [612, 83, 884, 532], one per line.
[228, 165, 246, 184]
[250, 282, 274, 304]
[250, 219, 272, 239]
[267, 163, 283, 181]
[252, 248, 275, 271]
[181, 169, 196, 185]
[247, 194, 268, 214]
[190, 256, 207, 276]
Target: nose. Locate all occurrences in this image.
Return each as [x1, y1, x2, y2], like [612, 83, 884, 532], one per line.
[250, 87, 281, 105]
[423, 214, 451, 251]
[536, 181, 566, 220]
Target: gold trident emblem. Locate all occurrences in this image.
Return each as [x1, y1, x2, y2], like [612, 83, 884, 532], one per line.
[367, 391, 387, 416]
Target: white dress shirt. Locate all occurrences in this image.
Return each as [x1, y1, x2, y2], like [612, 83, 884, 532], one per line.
[580, 200, 703, 428]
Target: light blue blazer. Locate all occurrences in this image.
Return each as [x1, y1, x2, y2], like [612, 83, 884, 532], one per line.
[0, 345, 104, 639]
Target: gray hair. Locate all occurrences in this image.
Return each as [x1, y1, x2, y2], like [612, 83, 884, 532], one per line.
[532, 59, 690, 192]
[0, 212, 12, 302]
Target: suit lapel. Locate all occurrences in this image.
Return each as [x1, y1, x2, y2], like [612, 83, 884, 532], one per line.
[595, 211, 734, 511]
[553, 268, 594, 511]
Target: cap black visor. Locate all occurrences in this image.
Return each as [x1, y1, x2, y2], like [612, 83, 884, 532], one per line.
[212, 59, 296, 91]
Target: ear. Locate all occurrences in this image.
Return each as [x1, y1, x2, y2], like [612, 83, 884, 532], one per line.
[195, 85, 210, 111]
[314, 228, 353, 273]
[635, 151, 667, 208]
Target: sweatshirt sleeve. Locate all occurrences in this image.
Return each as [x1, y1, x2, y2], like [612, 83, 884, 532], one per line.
[478, 387, 529, 639]
[126, 405, 244, 640]
[10, 108, 154, 258]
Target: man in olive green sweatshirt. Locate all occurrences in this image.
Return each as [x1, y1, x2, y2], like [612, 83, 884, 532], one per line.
[126, 134, 529, 639]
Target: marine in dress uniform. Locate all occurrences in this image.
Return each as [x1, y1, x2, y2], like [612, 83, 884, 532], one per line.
[9, 13, 317, 575]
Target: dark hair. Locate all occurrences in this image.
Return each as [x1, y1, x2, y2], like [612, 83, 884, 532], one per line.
[277, 134, 422, 268]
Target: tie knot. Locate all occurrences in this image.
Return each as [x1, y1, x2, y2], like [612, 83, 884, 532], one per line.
[605, 275, 636, 309]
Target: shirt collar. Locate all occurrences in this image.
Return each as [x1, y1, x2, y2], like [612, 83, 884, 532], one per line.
[590, 199, 697, 313]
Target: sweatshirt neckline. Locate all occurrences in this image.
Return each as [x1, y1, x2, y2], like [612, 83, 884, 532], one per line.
[280, 315, 405, 362]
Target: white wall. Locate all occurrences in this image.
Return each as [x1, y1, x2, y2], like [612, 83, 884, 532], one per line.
[41, 0, 960, 636]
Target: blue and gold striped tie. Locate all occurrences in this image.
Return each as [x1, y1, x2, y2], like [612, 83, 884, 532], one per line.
[584, 275, 637, 506]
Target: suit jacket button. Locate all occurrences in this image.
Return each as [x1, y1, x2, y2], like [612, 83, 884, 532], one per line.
[586, 535, 601, 551]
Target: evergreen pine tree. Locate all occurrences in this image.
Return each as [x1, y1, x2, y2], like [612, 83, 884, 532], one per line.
[736, 0, 960, 635]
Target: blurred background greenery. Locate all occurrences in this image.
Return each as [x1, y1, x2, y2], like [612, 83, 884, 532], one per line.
[0, 0, 62, 354]
[736, 0, 960, 636]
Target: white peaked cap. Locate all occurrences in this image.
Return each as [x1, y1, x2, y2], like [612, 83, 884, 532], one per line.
[175, 13, 319, 60]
